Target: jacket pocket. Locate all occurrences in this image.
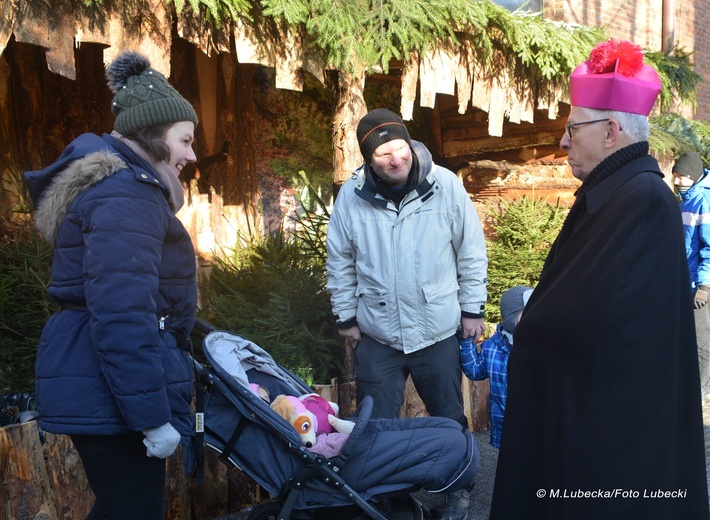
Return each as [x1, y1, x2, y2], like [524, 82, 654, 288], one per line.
[356, 286, 393, 341]
[421, 281, 460, 337]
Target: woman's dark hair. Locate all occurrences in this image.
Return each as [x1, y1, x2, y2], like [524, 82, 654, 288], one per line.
[129, 124, 172, 162]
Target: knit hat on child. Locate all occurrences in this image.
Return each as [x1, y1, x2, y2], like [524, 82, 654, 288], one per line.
[501, 286, 534, 334]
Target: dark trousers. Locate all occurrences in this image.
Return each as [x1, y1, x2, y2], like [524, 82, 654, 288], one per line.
[71, 434, 167, 520]
[355, 334, 468, 428]
[695, 304, 710, 396]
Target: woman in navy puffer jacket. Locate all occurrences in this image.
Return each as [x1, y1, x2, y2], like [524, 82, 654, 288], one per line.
[23, 51, 198, 520]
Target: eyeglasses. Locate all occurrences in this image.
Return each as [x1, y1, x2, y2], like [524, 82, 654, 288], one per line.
[565, 118, 620, 140]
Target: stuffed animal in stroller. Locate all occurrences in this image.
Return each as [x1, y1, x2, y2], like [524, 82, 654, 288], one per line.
[270, 393, 354, 447]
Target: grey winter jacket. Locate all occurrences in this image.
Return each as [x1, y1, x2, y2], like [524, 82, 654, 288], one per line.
[325, 140, 487, 353]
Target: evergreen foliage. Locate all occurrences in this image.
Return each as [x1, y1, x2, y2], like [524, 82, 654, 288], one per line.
[649, 114, 710, 166]
[75, 0, 697, 105]
[485, 196, 566, 325]
[171, 0, 251, 25]
[646, 44, 702, 112]
[199, 176, 340, 384]
[261, 74, 334, 195]
[0, 215, 56, 393]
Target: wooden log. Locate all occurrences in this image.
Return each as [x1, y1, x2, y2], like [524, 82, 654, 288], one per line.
[332, 69, 367, 189]
[227, 466, 263, 512]
[402, 376, 427, 419]
[337, 379, 358, 418]
[402, 375, 490, 432]
[189, 443, 231, 519]
[0, 422, 58, 520]
[463, 378, 490, 431]
[164, 446, 191, 520]
[43, 432, 93, 519]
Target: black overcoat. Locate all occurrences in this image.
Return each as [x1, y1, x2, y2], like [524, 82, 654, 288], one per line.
[490, 155, 709, 519]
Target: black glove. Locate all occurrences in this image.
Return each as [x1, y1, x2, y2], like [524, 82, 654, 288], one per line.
[694, 285, 710, 309]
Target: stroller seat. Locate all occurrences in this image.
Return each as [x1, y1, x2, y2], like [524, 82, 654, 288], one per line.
[193, 325, 480, 519]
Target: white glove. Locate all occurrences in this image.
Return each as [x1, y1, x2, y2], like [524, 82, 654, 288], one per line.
[142, 422, 181, 458]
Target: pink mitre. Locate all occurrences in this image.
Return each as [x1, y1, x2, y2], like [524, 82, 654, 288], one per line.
[570, 39, 661, 116]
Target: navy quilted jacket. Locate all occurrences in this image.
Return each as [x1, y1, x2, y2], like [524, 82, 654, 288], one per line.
[23, 133, 197, 440]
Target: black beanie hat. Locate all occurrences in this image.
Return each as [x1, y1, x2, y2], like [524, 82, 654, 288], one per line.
[106, 51, 198, 136]
[501, 286, 534, 334]
[357, 108, 412, 161]
[673, 152, 704, 183]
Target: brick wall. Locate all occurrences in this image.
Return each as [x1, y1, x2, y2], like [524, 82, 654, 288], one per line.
[676, 0, 710, 120]
[545, 0, 709, 121]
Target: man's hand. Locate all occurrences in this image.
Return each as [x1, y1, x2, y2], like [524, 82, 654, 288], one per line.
[460, 317, 486, 342]
[695, 285, 710, 309]
[338, 325, 362, 348]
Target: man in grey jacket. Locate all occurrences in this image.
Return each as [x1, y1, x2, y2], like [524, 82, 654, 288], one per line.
[326, 108, 488, 519]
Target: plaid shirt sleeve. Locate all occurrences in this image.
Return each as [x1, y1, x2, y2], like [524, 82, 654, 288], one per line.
[460, 336, 488, 380]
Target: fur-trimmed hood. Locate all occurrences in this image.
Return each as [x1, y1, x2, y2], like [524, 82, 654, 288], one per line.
[32, 150, 126, 245]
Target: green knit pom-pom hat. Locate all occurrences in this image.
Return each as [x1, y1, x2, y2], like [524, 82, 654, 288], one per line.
[105, 51, 198, 136]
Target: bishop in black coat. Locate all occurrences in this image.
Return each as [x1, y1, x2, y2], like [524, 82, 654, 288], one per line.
[490, 39, 709, 520]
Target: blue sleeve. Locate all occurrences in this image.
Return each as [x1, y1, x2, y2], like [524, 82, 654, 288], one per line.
[697, 188, 710, 286]
[460, 337, 489, 380]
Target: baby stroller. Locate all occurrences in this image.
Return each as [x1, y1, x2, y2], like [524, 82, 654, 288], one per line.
[192, 320, 480, 519]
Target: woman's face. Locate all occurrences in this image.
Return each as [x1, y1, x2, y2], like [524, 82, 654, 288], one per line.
[165, 121, 196, 175]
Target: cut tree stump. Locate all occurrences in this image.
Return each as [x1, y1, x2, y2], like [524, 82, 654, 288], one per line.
[1, 422, 59, 520]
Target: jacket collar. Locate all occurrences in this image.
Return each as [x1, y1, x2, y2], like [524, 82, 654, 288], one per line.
[586, 155, 662, 214]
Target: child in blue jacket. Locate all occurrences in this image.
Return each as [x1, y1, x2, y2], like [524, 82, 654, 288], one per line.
[460, 285, 533, 448]
[673, 151, 710, 397]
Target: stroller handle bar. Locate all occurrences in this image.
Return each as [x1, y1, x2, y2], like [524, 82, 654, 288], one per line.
[194, 318, 218, 334]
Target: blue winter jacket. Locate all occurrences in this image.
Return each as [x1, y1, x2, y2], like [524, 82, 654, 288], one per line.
[23, 133, 197, 443]
[679, 169, 710, 288]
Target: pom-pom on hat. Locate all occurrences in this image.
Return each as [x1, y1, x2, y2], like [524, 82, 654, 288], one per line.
[357, 108, 412, 161]
[673, 152, 704, 182]
[570, 39, 661, 116]
[106, 51, 198, 136]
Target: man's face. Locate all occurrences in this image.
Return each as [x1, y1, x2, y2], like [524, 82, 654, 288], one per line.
[673, 173, 695, 190]
[559, 107, 612, 182]
[369, 139, 412, 187]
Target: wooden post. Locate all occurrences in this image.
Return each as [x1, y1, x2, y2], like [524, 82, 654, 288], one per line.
[331, 68, 367, 191]
[43, 432, 94, 519]
[0, 422, 59, 520]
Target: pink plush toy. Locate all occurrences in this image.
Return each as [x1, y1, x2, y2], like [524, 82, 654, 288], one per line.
[271, 394, 319, 447]
[299, 393, 354, 437]
[270, 393, 354, 448]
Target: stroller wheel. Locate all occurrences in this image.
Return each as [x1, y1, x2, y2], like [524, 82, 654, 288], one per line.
[247, 501, 282, 520]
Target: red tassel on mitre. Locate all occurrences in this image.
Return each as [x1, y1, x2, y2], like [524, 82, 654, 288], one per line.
[587, 39, 645, 77]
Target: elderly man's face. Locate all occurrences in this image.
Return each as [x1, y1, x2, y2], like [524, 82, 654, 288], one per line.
[560, 107, 614, 182]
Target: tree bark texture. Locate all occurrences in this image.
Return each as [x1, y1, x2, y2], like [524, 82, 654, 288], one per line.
[331, 69, 367, 192]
